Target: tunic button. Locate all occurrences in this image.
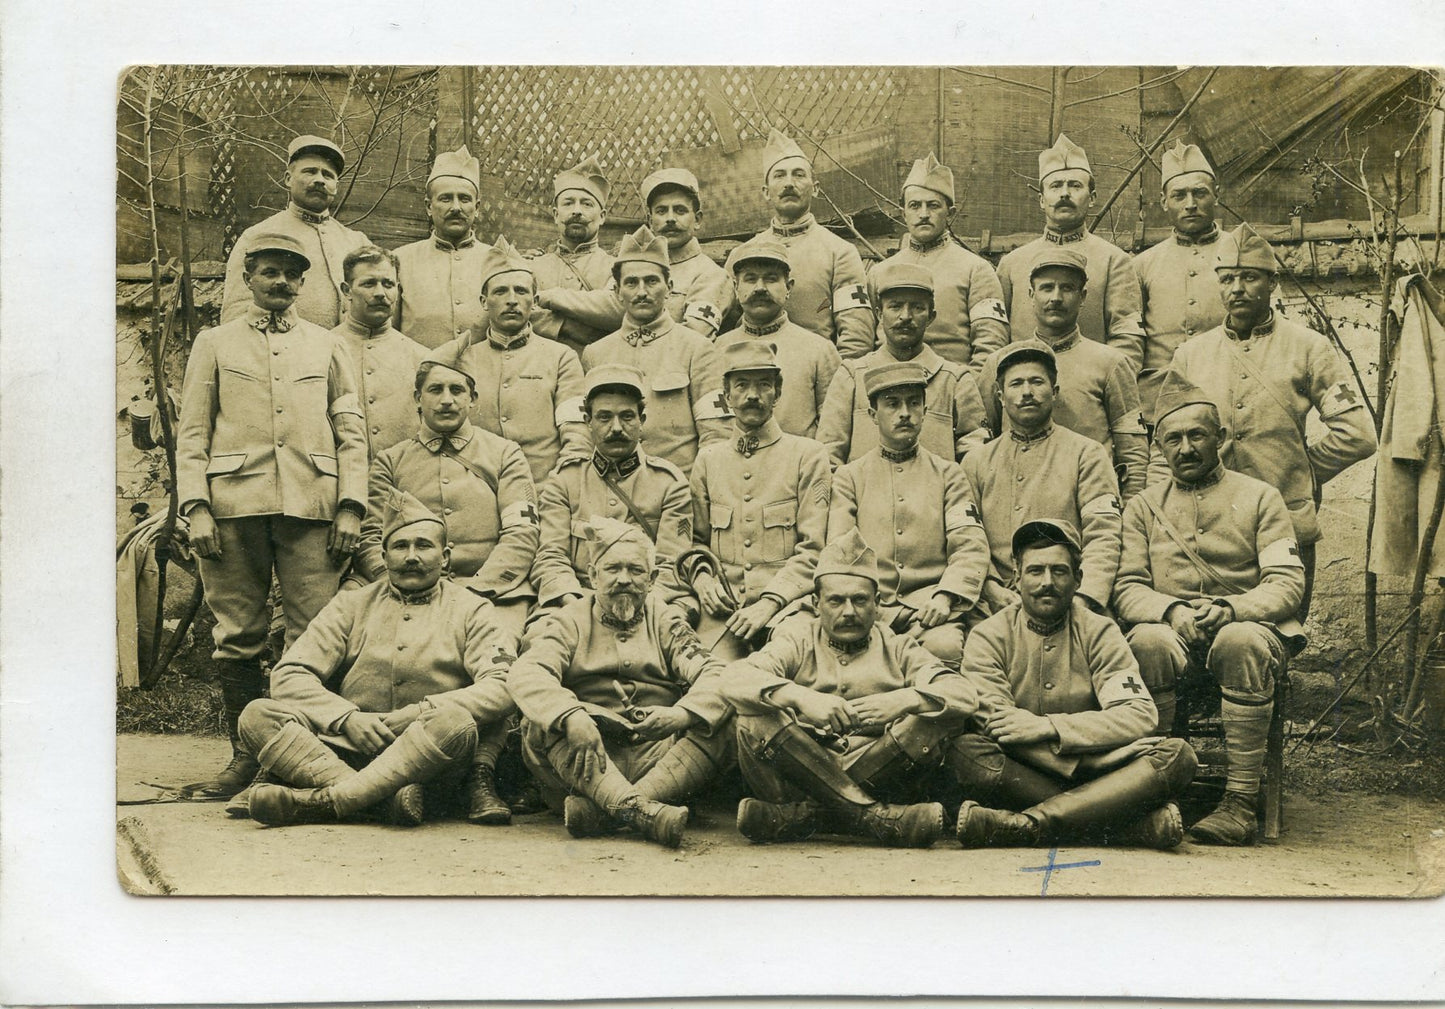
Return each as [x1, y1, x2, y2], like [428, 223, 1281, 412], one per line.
[276, 439, 285, 447]
[1014, 504, 1022, 511]
[367, 369, 375, 375]
[743, 472, 752, 480]
[1044, 681, 1054, 689]
[276, 407, 284, 414]
[1185, 327, 1194, 335]
[1197, 528, 1205, 534]
[840, 657, 849, 665]
[1189, 270, 1197, 277]
[743, 493, 752, 502]
[403, 614, 411, 621]
[501, 416, 509, 422]
[1044, 644, 1053, 652]
[897, 496, 905, 503]
[623, 660, 632, 668]
[1188, 299, 1196, 305]
[896, 466, 903, 473]
[368, 395, 376, 403]
[274, 375, 281, 381]
[445, 507, 454, 515]
[398, 644, 406, 651]
[744, 538, 752, 547]
[442, 477, 450, 485]
[609, 498, 617, 506]
[744, 562, 753, 570]
[1017, 475, 1024, 482]
[272, 349, 280, 356]
[1236, 402, 1244, 409]
[896, 528, 903, 535]
[372, 426, 380, 434]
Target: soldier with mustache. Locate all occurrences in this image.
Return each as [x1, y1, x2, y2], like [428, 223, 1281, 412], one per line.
[531, 156, 621, 356]
[221, 135, 370, 329]
[995, 135, 1146, 371]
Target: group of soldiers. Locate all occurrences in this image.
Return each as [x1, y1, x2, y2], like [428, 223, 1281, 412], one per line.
[172, 125, 1377, 852]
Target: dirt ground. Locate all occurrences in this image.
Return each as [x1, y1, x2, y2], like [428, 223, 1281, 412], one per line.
[117, 733, 1445, 898]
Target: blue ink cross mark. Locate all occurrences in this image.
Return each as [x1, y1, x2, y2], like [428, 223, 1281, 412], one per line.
[1019, 846, 1100, 895]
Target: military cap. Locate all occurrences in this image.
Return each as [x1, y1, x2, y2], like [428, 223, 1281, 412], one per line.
[429, 145, 480, 192]
[1029, 246, 1089, 282]
[246, 232, 311, 270]
[584, 363, 647, 405]
[1215, 222, 1279, 274]
[1039, 133, 1091, 183]
[640, 167, 701, 208]
[814, 527, 880, 586]
[287, 134, 345, 174]
[871, 260, 934, 296]
[1160, 140, 1215, 189]
[725, 235, 791, 275]
[554, 155, 609, 206]
[585, 515, 652, 567]
[902, 152, 955, 205]
[382, 490, 445, 547]
[479, 234, 533, 290]
[1151, 369, 1218, 430]
[614, 225, 670, 270]
[863, 362, 929, 399]
[722, 339, 781, 377]
[418, 344, 476, 388]
[763, 128, 809, 178]
[994, 338, 1057, 381]
[1011, 517, 1083, 559]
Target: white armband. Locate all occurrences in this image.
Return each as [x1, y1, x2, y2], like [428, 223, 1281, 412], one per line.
[833, 284, 871, 313]
[1259, 537, 1305, 569]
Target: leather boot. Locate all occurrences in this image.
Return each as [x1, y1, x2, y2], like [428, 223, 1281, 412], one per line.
[229, 720, 353, 818]
[386, 784, 427, 827]
[249, 785, 338, 826]
[845, 717, 949, 795]
[856, 802, 946, 848]
[944, 735, 1064, 811]
[1022, 757, 1179, 847]
[1106, 803, 1185, 849]
[223, 770, 276, 819]
[955, 800, 1039, 847]
[1190, 791, 1258, 846]
[328, 720, 464, 821]
[465, 722, 512, 824]
[184, 658, 264, 798]
[736, 798, 819, 843]
[611, 796, 689, 848]
[564, 795, 615, 838]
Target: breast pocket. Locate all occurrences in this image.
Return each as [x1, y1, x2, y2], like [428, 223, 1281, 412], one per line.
[761, 499, 798, 562]
[709, 503, 735, 558]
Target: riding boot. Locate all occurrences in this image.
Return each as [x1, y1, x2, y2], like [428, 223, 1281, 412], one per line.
[1022, 757, 1182, 849]
[184, 658, 264, 798]
[845, 716, 950, 796]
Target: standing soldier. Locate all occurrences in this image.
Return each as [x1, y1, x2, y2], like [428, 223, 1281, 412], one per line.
[582, 226, 729, 477]
[1133, 141, 1235, 422]
[432, 236, 588, 484]
[816, 261, 990, 467]
[221, 135, 369, 328]
[643, 168, 732, 336]
[746, 128, 873, 357]
[531, 156, 620, 356]
[1164, 223, 1376, 616]
[392, 145, 492, 350]
[977, 249, 1148, 499]
[870, 153, 1009, 372]
[996, 134, 1146, 370]
[177, 233, 369, 798]
[715, 236, 841, 438]
[331, 245, 429, 460]
[829, 362, 991, 664]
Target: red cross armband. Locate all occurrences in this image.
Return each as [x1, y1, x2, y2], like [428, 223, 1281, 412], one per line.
[833, 284, 871, 313]
[1259, 537, 1305, 569]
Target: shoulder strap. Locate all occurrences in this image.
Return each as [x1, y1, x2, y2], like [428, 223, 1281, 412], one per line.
[440, 441, 499, 494]
[1137, 492, 1250, 596]
[597, 466, 658, 542]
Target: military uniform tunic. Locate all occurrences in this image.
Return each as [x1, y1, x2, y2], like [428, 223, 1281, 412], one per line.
[530, 239, 619, 349]
[747, 214, 872, 357]
[871, 237, 1010, 372]
[582, 314, 729, 476]
[392, 234, 492, 349]
[996, 228, 1146, 371]
[689, 418, 832, 607]
[533, 449, 694, 606]
[1133, 226, 1234, 378]
[1163, 313, 1377, 544]
[357, 422, 539, 603]
[714, 313, 841, 438]
[330, 316, 429, 459]
[436, 326, 589, 484]
[816, 343, 990, 468]
[977, 328, 1148, 498]
[221, 205, 370, 328]
[961, 423, 1123, 608]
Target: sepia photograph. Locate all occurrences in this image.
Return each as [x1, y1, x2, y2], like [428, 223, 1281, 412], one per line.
[108, 63, 1445, 899]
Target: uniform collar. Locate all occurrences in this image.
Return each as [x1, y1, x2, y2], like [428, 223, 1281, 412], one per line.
[339, 314, 394, 339]
[882, 342, 944, 379]
[1173, 223, 1219, 247]
[668, 237, 702, 264]
[487, 325, 531, 350]
[827, 629, 872, 655]
[431, 233, 476, 251]
[907, 231, 951, 254]
[287, 202, 331, 226]
[1173, 463, 1226, 491]
[770, 213, 816, 239]
[596, 598, 646, 633]
[1044, 225, 1086, 245]
[1025, 612, 1069, 637]
[385, 578, 442, 605]
[621, 313, 674, 346]
[1037, 326, 1082, 353]
[879, 442, 919, 463]
[1225, 311, 1276, 342]
[555, 236, 598, 257]
[1009, 422, 1054, 446]
[742, 310, 789, 337]
[246, 303, 298, 333]
[593, 449, 641, 479]
[734, 418, 783, 457]
[420, 420, 474, 454]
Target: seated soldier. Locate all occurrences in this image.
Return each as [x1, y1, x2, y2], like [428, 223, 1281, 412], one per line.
[239, 493, 517, 827]
[681, 340, 832, 660]
[719, 528, 975, 848]
[948, 519, 1197, 849]
[829, 362, 990, 664]
[532, 364, 693, 611]
[1115, 373, 1305, 846]
[962, 340, 1123, 615]
[506, 518, 734, 849]
[354, 348, 541, 642]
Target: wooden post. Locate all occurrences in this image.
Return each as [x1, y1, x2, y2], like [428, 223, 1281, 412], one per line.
[1048, 67, 1066, 141]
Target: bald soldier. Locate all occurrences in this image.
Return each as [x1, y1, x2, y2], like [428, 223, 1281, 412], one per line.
[1132, 142, 1236, 421]
[1115, 374, 1306, 846]
[829, 362, 991, 664]
[221, 135, 370, 328]
[532, 364, 694, 609]
[816, 260, 991, 468]
[949, 519, 1197, 850]
[869, 153, 1009, 372]
[239, 493, 518, 827]
[996, 134, 1146, 371]
[720, 528, 976, 848]
[330, 245, 429, 460]
[715, 235, 841, 438]
[978, 248, 1148, 499]
[392, 146, 492, 350]
[582, 226, 730, 476]
[431, 235, 589, 484]
[507, 518, 734, 849]
[745, 128, 873, 358]
[962, 342, 1123, 615]
[531, 156, 621, 356]
[1162, 223, 1376, 616]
